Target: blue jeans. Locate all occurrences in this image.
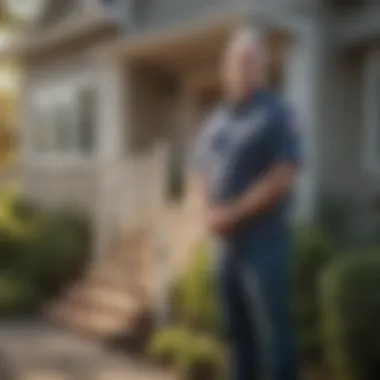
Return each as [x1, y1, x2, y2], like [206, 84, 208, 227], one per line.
[214, 238, 298, 380]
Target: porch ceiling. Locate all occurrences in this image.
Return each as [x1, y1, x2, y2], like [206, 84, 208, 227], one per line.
[110, 14, 241, 74]
[108, 13, 291, 79]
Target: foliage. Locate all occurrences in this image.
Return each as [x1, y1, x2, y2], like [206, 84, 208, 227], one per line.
[149, 326, 225, 380]
[0, 272, 40, 315]
[320, 252, 380, 380]
[150, 241, 225, 379]
[172, 240, 221, 334]
[17, 209, 91, 297]
[149, 326, 191, 365]
[291, 227, 338, 363]
[0, 77, 19, 169]
[0, 189, 91, 315]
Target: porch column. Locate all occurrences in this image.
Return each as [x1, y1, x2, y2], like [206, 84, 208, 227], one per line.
[282, 21, 325, 224]
[97, 60, 128, 163]
[94, 58, 129, 258]
[180, 82, 209, 242]
[181, 83, 199, 193]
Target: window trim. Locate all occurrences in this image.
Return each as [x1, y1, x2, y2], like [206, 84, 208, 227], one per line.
[364, 48, 380, 176]
[31, 77, 98, 165]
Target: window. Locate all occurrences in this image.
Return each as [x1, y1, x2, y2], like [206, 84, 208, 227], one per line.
[364, 49, 380, 175]
[77, 86, 97, 154]
[32, 81, 97, 160]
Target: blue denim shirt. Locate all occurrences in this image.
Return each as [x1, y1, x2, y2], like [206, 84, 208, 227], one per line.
[193, 90, 301, 252]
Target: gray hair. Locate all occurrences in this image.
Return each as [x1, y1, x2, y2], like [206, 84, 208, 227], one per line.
[226, 25, 268, 61]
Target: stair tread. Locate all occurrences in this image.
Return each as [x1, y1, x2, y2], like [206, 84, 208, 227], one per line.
[57, 307, 135, 337]
[44, 227, 158, 341]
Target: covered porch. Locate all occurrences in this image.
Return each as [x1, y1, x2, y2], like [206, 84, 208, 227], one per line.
[108, 14, 292, 197]
[92, 14, 299, 264]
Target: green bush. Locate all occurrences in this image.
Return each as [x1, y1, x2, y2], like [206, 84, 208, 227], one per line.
[18, 211, 91, 297]
[173, 241, 221, 334]
[150, 241, 225, 379]
[149, 326, 192, 365]
[0, 191, 34, 268]
[291, 227, 337, 363]
[0, 190, 91, 315]
[149, 326, 225, 380]
[320, 252, 380, 380]
[0, 272, 40, 315]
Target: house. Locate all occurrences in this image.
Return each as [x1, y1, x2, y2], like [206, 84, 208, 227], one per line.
[1, 0, 379, 338]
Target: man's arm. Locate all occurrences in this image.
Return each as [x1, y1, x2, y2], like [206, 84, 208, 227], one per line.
[207, 106, 301, 235]
[232, 163, 298, 221]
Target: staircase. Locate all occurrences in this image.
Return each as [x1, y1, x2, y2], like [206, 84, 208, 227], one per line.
[45, 226, 157, 348]
[45, 190, 207, 347]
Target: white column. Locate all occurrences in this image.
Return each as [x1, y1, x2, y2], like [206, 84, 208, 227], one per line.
[97, 60, 128, 163]
[93, 59, 129, 259]
[283, 25, 324, 223]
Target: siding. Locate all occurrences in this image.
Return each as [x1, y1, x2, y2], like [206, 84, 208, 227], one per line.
[20, 51, 103, 213]
[126, 0, 319, 34]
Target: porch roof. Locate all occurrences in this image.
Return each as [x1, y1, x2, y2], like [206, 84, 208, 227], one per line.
[0, 12, 118, 61]
[106, 13, 241, 74]
[105, 12, 290, 79]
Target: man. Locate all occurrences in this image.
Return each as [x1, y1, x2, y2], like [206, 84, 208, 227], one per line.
[193, 27, 300, 380]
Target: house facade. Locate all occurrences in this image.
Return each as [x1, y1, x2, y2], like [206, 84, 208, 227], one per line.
[3, 0, 380, 256]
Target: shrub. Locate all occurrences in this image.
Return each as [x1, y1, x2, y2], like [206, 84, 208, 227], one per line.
[149, 326, 225, 380]
[0, 272, 40, 315]
[149, 326, 191, 366]
[173, 241, 221, 334]
[0, 190, 92, 315]
[0, 190, 32, 268]
[291, 227, 337, 363]
[320, 252, 380, 380]
[16, 209, 91, 298]
[150, 241, 225, 379]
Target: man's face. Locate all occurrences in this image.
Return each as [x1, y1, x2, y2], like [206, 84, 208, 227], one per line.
[222, 38, 265, 101]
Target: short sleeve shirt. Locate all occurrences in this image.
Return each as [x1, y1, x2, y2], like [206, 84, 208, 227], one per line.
[192, 90, 301, 240]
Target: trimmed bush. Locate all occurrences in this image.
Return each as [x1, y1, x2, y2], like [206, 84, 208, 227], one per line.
[320, 252, 380, 380]
[149, 326, 225, 380]
[150, 241, 225, 379]
[0, 190, 91, 315]
[18, 211, 91, 297]
[149, 326, 192, 366]
[173, 241, 221, 334]
[291, 227, 337, 362]
[0, 272, 40, 315]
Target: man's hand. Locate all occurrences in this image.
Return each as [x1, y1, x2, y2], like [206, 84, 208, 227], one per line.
[206, 204, 239, 236]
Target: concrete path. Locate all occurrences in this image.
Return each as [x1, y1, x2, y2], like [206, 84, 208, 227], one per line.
[0, 319, 173, 380]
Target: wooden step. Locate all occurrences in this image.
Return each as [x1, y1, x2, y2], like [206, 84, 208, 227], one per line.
[53, 306, 136, 338]
[111, 250, 152, 270]
[85, 270, 152, 299]
[44, 227, 157, 342]
[70, 285, 144, 311]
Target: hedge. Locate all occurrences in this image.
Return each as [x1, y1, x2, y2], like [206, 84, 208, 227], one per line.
[291, 227, 337, 363]
[0, 190, 91, 315]
[149, 326, 226, 380]
[172, 241, 221, 334]
[149, 241, 225, 380]
[320, 252, 380, 380]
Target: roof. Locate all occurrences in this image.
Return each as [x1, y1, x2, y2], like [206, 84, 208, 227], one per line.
[0, 11, 119, 60]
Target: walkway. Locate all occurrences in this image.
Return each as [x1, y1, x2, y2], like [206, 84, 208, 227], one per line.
[0, 319, 173, 380]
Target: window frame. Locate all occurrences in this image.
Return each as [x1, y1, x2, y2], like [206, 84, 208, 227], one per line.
[30, 77, 98, 166]
[364, 48, 380, 176]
